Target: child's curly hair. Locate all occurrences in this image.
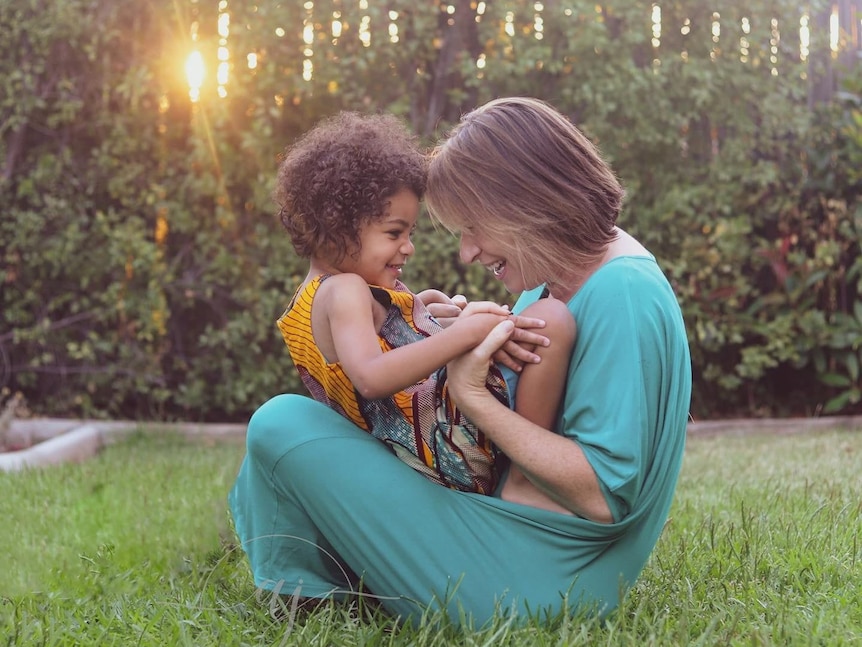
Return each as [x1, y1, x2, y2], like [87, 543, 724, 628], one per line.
[276, 111, 427, 263]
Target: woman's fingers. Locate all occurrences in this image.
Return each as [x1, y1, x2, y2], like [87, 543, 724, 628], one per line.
[494, 339, 544, 370]
[509, 327, 550, 348]
[509, 315, 548, 335]
[492, 345, 524, 372]
[448, 320, 517, 397]
[473, 319, 517, 359]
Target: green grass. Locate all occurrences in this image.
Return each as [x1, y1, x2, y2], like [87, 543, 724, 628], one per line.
[1, 429, 860, 645]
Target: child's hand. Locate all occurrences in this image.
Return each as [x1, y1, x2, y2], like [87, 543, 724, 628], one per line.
[455, 303, 549, 367]
[457, 303, 550, 371]
[451, 294, 468, 309]
[420, 290, 468, 328]
[458, 300, 511, 318]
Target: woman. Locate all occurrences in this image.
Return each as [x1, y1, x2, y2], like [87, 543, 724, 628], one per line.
[228, 97, 692, 627]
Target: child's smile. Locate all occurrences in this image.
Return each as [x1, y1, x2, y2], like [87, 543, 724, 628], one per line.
[336, 189, 420, 288]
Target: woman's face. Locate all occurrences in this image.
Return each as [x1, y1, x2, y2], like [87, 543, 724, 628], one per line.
[458, 228, 539, 294]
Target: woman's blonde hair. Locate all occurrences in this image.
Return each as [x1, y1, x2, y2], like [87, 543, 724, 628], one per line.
[426, 97, 624, 288]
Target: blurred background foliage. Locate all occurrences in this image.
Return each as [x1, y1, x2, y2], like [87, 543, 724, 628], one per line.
[1, 0, 861, 422]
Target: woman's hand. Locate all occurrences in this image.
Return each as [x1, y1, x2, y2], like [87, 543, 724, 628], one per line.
[492, 337, 542, 373]
[458, 303, 550, 371]
[422, 293, 549, 368]
[455, 304, 549, 365]
[446, 319, 517, 408]
[448, 320, 612, 522]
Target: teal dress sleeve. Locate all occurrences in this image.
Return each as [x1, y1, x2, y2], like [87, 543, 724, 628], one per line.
[514, 257, 692, 525]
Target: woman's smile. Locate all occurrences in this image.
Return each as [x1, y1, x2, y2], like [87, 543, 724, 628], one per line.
[486, 260, 506, 278]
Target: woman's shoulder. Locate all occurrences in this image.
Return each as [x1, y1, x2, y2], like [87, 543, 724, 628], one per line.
[570, 229, 660, 299]
[571, 256, 683, 329]
[580, 255, 665, 297]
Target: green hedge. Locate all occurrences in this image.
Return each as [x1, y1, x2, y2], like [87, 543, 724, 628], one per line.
[1, 0, 860, 422]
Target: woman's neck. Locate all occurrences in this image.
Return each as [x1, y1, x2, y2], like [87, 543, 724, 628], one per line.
[543, 236, 611, 301]
[545, 268, 595, 302]
[544, 228, 647, 302]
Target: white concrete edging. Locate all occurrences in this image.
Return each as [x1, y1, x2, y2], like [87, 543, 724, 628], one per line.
[0, 419, 245, 473]
[1, 415, 861, 473]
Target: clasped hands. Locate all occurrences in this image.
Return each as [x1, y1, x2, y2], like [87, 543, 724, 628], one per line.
[418, 289, 549, 373]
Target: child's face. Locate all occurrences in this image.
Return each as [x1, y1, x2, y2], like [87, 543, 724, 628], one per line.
[337, 189, 419, 288]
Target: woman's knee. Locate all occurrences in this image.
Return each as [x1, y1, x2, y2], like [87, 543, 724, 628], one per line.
[246, 394, 319, 459]
[245, 393, 368, 463]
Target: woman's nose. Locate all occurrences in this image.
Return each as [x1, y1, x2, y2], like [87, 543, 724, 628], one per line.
[459, 236, 480, 264]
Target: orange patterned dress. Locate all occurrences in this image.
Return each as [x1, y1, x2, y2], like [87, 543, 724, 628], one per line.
[277, 274, 510, 494]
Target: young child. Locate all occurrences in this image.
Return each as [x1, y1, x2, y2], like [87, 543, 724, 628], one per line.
[274, 111, 575, 494]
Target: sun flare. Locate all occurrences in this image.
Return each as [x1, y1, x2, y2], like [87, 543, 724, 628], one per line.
[185, 50, 205, 103]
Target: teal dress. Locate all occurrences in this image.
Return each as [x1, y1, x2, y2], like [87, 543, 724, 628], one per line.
[228, 255, 692, 626]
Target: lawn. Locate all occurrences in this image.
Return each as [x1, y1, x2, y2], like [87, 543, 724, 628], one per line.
[1, 428, 860, 645]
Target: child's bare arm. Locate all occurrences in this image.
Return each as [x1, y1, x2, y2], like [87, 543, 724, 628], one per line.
[321, 275, 547, 399]
[414, 288, 452, 306]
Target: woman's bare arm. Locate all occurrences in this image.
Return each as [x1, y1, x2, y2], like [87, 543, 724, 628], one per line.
[445, 320, 613, 522]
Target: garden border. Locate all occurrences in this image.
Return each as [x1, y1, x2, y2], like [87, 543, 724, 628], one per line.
[2, 414, 861, 473]
[0, 418, 245, 473]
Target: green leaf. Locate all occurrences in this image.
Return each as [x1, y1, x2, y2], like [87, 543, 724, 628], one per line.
[819, 373, 852, 388]
[848, 353, 861, 382]
[823, 391, 852, 414]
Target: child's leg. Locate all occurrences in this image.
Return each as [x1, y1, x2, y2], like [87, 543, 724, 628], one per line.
[511, 297, 576, 431]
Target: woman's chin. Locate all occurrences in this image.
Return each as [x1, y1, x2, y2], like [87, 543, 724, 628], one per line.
[498, 271, 530, 294]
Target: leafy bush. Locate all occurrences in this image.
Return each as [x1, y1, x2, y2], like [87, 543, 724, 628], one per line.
[1, 0, 860, 421]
